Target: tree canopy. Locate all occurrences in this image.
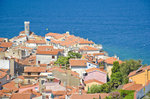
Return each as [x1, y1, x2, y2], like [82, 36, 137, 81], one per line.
[88, 59, 143, 93]
[54, 51, 82, 67]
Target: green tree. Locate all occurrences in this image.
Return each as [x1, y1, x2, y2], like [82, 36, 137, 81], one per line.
[88, 85, 101, 93]
[112, 61, 120, 73]
[88, 59, 143, 94]
[55, 56, 69, 66]
[55, 51, 82, 68]
[110, 72, 122, 89]
[120, 59, 142, 84]
[68, 51, 82, 58]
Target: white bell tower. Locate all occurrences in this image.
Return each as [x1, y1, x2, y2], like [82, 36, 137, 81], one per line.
[24, 21, 30, 36]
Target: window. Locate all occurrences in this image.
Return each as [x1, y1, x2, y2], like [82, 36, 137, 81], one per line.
[35, 87, 38, 90]
[52, 56, 55, 59]
[89, 64, 91, 66]
[28, 80, 30, 84]
[38, 72, 40, 75]
[28, 72, 31, 75]
[38, 61, 40, 64]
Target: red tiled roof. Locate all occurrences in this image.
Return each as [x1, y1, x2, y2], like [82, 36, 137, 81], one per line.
[69, 59, 87, 67]
[40, 64, 47, 67]
[11, 93, 32, 99]
[128, 65, 150, 77]
[46, 33, 59, 36]
[20, 89, 41, 96]
[20, 31, 25, 34]
[0, 38, 7, 42]
[17, 76, 24, 80]
[14, 35, 27, 40]
[70, 93, 109, 99]
[85, 67, 107, 73]
[27, 40, 46, 44]
[0, 69, 9, 73]
[104, 57, 122, 65]
[36, 50, 59, 55]
[20, 46, 33, 50]
[46, 33, 65, 39]
[52, 91, 66, 95]
[24, 67, 46, 72]
[84, 79, 105, 84]
[80, 46, 99, 51]
[93, 53, 105, 56]
[122, 82, 143, 91]
[19, 83, 39, 89]
[0, 42, 13, 48]
[18, 55, 36, 66]
[79, 40, 94, 44]
[0, 48, 5, 52]
[37, 46, 53, 51]
[2, 81, 18, 92]
[0, 71, 7, 79]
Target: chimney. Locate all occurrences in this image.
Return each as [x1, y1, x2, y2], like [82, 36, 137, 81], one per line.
[114, 54, 117, 58]
[66, 31, 70, 35]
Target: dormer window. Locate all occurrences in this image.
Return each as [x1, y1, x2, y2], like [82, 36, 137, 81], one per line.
[28, 72, 31, 75]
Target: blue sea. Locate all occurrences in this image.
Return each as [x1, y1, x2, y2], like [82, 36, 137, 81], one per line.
[0, 0, 150, 65]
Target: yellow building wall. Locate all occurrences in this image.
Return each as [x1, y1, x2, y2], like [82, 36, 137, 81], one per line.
[129, 70, 150, 85]
[107, 65, 113, 78]
[24, 78, 37, 84]
[148, 70, 150, 80]
[85, 82, 102, 91]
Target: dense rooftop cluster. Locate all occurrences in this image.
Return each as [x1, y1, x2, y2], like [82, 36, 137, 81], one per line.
[0, 22, 149, 99]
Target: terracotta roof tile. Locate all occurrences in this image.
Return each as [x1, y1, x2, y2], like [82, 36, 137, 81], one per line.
[93, 53, 105, 56]
[0, 38, 6, 42]
[19, 83, 39, 89]
[20, 31, 25, 34]
[17, 76, 24, 80]
[37, 46, 53, 51]
[0, 42, 13, 48]
[36, 50, 59, 55]
[20, 89, 41, 96]
[85, 67, 107, 73]
[122, 82, 143, 91]
[2, 81, 18, 92]
[0, 48, 5, 52]
[84, 79, 105, 84]
[24, 67, 46, 72]
[27, 40, 46, 44]
[79, 40, 94, 44]
[11, 93, 32, 99]
[0, 71, 7, 79]
[0, 69, 9, 73]
[18, 55, 36, 66]
[46, 33, 60, 36]
[80, 46, 99, 51]
[69, 59, 87, 67]
[70, 93, 109, 99]
[128, 65, 150, 77]
[104, 57, 122, 65]
[52, 91, 66, 95]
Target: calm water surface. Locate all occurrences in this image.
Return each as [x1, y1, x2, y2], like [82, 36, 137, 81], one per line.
[0, 0, 150, 64]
